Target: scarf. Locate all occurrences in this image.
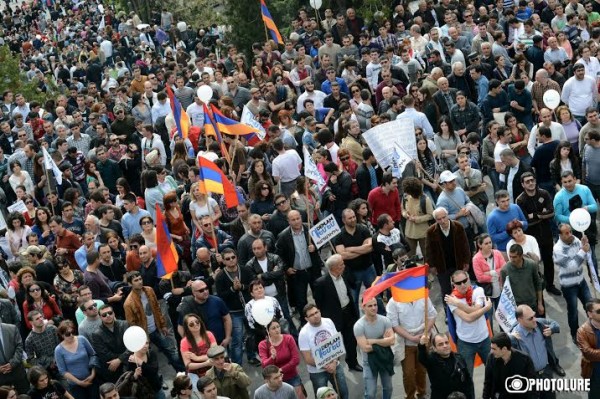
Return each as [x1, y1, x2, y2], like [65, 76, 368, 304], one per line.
[452, 286, 474, 306]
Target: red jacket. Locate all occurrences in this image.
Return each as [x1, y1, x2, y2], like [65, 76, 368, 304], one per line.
[367, 186, 401, 224]
[55, 228, 81, 269]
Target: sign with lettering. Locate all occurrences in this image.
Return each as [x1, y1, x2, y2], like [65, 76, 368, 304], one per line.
[313, 332, 346, 369]
[362, 118, 417, 169]
[309, 214, 341, 249]
[495, 277, 518, 334]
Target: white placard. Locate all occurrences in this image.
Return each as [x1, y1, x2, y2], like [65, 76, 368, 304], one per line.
[362, 119, 417, 169]
[302, 146, 327, 192]
[587, 252, 600, 293]
[313, 332, 346, 369]
[8, 200, 27, 214]
[241, 106, 266, 140]
[495, 277, 518, 334]
[309, 214, 341, 249]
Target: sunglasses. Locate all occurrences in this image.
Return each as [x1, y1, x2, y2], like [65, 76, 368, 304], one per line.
[261, 187, 270, 190]
[25, 200, 33, 204]
[340, 156, 350, 161]
[202, 223, 212, 227]
[275, 200, 286, 206]
[453, 278, 469, 286]
[63, 331, 73, 337]
[86, 304, 98, 311]
[188, 320, 200, 327]
[141, 220, 153, 225]
[130, 244, 139, 249]
[351, 89, 360, 93]
[29, 287, 41, 293]
[224, 256, 237, 261]
[100, 311, 114, 317]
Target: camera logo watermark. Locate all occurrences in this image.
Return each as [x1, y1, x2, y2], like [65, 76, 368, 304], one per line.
[506, 375, 590, 393]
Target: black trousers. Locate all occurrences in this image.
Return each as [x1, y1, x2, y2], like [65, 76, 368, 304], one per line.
[340, 304, 359, 367]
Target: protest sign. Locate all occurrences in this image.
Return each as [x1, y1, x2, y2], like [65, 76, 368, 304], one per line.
[241, 105, 266, 140]
[495, 277, 518, 333]
[309, 214, 341, 248]
[362, 118, 417, 169]
[313, 332, 346, 369]
[587, 252, 600, 294]
[8, 200, 27, 214]
[303, 146, 327, 192]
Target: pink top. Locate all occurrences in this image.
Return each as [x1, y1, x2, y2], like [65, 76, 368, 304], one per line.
[258, 334, 300, 381]
[180, 331, 216, 376]
[473, 250, 506, 283]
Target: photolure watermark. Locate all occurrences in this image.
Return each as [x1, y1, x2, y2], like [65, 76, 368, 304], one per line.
[505, 375, 590, 394]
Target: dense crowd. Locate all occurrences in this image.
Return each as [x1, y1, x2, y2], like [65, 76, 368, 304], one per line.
[1, 0, 600, 398]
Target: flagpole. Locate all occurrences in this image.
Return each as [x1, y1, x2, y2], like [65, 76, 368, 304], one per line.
[264, 23, 269, 43]
[207, 192, 220, 256]
[42, 163, 55, 215]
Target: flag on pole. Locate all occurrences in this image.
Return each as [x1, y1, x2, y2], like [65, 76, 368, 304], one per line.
[98, 16, 105, 31]
[260, 0, 283, 45]
[165, 85, 190, 139]
[362, 265, 428, 305]
[197, 157, 241, 209]
[203, 104, 231, 165]
[155, 205, 178, 279]
[210, 105, 262, 146]
[42, 147, 62, 185]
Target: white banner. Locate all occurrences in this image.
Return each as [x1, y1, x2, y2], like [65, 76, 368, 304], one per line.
[495, 277, 518, 334]
[313, 332, 346, 369]
[587, 252, 600, 293]
[391, 146, 412, 178]
[362, 118, 417, 169]
[42, 147, 62, 185]
[302, 146, 327, 192]
[309, 214, 341, 249]
[241, 105, 266, 140]
[7, 200, 27, 214]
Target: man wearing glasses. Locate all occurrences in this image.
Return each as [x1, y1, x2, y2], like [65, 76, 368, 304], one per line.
[444, 270, 493, 376]
[91, 304, 131, 383]
[577, 298, 600, 398]
[77, 299, 102, 340]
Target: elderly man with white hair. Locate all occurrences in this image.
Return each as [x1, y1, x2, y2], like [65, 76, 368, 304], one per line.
[425, 207, 471, 298]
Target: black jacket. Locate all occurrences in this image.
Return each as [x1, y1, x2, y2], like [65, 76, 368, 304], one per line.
[245, 253, 287, 297]
[418, 344, 474, 399]
[275, 224, 323, 275]
[482, 349, 536, 399]
[90, 319, 131, 383]
[433, 88, 458, 117]
[356, 163, 383, 200]
[313, 273, 357, 331]
[502, 161, 532, 201]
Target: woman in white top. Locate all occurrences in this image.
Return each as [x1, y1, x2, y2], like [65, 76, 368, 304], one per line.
[506, 219, 540, 263]
[189, 182, 221, 238]
[139, 215, 157, 250]
[5, 211, 32, 258]
[9, 160, 35, 196]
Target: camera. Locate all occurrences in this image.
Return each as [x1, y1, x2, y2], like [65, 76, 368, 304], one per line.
[505, 375, 530, 394]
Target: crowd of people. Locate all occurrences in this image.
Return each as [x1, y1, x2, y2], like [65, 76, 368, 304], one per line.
[1, 0, 600, 398]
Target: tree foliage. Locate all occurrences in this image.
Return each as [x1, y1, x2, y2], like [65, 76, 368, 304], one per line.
[0, 46, 54, 104]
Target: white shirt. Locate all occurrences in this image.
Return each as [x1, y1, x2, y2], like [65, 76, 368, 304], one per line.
[398, 109, 434, 138]
[448, 286, 489, 343]
[386, 298, 437, 347]
[576, 57, 600, 80]
[272, 150, 302, 182]
[141, 133, 167, 166]
[329, 273, 350, 308]
[528, 122, 567, 156]
[186, 102, 205, 127]
[561, 76, 597, 117]
[151, 101, 171, 124]
[507, 162, 519, 201]
[296, 90, 327, 113]
[100, 39, 113, 57]
[298, 318, 340, 373]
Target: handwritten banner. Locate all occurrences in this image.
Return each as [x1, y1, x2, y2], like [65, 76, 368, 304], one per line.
[309, 214, 341, 248]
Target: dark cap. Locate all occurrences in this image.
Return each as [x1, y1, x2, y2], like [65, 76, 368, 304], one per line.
[207, 345, 226, 358]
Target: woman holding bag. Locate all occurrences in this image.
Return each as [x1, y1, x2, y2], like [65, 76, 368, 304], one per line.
[180, 313, 217, 390]
[473, 234, 506, 310]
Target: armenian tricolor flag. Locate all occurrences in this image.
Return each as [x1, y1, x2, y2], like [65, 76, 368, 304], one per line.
[210, 105, 261, 146]
[203, 104, 230, 164]
[165, 85, 190, 139]
[155, 205, 178, 279]
[260, 0, 283, 45]
[197, 157, 241, 209]
[362, 265, 429, 305]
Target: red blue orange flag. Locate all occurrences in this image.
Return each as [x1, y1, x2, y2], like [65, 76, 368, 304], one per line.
[260, 0, 283, 45]
[165, 85, 190, 139]
[362, 265, 429, 305]
[155, 205, 178, 279]
[210, 104, 261, 146]
[203, 104, 231, 164]
[197, 157, 240, 209]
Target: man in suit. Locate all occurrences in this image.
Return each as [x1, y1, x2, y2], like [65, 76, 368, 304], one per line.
[313, 254, 362, 372]
[433, 77, 458, 117]
[500, 148, 532, 202]
[275, 210, 323, 321]
[0, 317, 29, 392]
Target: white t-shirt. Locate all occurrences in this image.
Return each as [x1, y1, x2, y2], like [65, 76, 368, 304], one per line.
[448, 286, 489, 344]
[272, 150, 302, 182]
[298, 317, 340, 373]
[190, 197, 218, 220]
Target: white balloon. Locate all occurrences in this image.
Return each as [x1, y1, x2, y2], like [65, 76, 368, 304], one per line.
[98, 4, 104, 14]
[123, 326, 147, 352]
[309, 0, 322, 9]
[543, 89, 560, 110]
[570, 208, 592, 233]
[177, 22, 187, 32]
[251, 299, 276, 326]
[197, 85, 214, 103]
[7, 286, 15, 300]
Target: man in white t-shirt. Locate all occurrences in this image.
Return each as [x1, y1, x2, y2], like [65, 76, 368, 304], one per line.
[298, 304, 349, 399]
[271, 138, 302, 197]
[444, 269, 493, 376]
[494, 126, 512, 184]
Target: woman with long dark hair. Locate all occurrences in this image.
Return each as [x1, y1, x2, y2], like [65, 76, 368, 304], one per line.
[164, 191, 191, 265]
[247, 159, 274, 198]
[416, 135, 441, 201]
[550, 140, 581, 193]
[434, 116, 460, 170]
[180, 313, 217, 387]
[5, 211, 31, 258]
[53, 255, 84, 322]
[504, 112, 530, 165]
[27, 365, 75, 399]
[250, 180, 276, 221]
[32, 207, 55, 250]
[349, 198, 376, 235]
[417, 87, 439, 130]
[22, 281, 62, 330]
[119, 143, 143, 196]
[142, 169, 162, 221]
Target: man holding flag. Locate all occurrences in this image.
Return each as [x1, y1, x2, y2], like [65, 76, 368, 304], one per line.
[444, 270, 493, 377]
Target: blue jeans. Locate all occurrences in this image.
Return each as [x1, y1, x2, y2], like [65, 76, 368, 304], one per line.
[276, 293, 298, 337]
[229, 311, 256, 365]
[350, 265, 384, 314]
[457, 336, 491, 377]
[149, 329, 185, 372]
[309, 363, 349, 399]
[363, 360, 393, 399]
[562, 280, 592, 338]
